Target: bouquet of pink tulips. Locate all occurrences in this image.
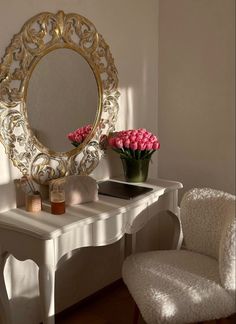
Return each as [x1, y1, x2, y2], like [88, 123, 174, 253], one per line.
[67, 124, 92, 147]
[108, 128, 160, 160]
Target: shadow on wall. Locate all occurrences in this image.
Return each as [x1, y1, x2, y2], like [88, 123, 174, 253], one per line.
[0, 296, 41, 324]
[11, 296, 41, 324]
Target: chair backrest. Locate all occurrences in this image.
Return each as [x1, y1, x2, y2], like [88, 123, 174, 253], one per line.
[180, 188, 235, 292]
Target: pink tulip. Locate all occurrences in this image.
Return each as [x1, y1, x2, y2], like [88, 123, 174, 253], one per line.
[115, 138, 123, 149]
[130, 135, 136, 142]
[82, 133, 88, 140]
[150, 135, 157, 143]
[145, 142, 153, 150]
[152, 142, 160, 150]
[130, 142, 138, 150]
[136, 134, 143, 140]
[138, 142, 146, 151]
[124, 139, 130, 148]
[75, 134, 83, 143]
[68, 133, 74, 141]
[109, 137, 116, 147]
[138, 128, 146, 134]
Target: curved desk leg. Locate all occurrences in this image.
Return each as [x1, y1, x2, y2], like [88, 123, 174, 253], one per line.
[0, 251, 12, 324]
[125, 233, 137, 257]
[167, 189, 183, 250]
[38, 241, 55, 324]
[167, 209, 183, 250]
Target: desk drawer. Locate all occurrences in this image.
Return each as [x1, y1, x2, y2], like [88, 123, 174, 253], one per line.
[92, 213, 125, 246]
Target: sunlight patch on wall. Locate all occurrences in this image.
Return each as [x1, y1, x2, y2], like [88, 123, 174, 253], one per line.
[116, 87, 134, 131]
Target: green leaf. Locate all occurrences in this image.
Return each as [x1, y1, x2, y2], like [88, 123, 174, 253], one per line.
[142, 150, 154, 159]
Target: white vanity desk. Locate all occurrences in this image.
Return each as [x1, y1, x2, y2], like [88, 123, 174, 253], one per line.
[0, 178, 182, 324]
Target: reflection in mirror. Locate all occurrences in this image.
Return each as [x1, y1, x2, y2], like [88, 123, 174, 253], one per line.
[27, 48, 98, 153]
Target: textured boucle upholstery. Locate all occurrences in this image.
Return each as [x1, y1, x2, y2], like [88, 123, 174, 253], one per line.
[122, 188, 236, 324]
[181, 188, 236, 296]
[180, 188, 235, 260]
[123, 250, 235, 324]
[219, 210, 236, 296]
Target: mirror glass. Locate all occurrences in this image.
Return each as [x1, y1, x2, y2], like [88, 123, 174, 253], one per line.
[27, 48, 98, 152]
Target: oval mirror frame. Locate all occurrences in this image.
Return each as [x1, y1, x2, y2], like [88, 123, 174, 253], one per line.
[0, 11, 119, 184]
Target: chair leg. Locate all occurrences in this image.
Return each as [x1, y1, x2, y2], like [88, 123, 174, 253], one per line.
[133, 303, 140, 324]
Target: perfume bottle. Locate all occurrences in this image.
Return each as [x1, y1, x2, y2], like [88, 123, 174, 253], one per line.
[50, 178, 65, 215]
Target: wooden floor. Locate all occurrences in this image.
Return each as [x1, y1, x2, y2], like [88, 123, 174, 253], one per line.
[56, 280, 235, 324]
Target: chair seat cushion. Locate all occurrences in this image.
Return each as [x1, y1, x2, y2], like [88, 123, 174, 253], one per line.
[122, 250, 236, 324]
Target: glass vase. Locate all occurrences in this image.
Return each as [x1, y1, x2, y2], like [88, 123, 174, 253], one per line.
[121, 157, 150, 183]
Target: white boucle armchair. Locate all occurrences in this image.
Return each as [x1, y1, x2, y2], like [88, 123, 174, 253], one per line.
[122, 188, 236, 324]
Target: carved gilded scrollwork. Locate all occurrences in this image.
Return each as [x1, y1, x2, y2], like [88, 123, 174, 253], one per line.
[0, 11, 119, 184]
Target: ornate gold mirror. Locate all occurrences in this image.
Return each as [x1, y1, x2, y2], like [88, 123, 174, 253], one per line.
[0, 11, 119, 184]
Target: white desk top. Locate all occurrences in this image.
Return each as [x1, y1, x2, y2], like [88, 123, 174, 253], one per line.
[0, 179, 182, 240]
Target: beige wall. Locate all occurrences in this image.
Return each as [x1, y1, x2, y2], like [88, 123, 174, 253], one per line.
[0, 1, 158, 323]
[158, 0, 235, 199]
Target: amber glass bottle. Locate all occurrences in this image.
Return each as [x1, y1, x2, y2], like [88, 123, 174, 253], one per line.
[50, 179, 65, 215]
